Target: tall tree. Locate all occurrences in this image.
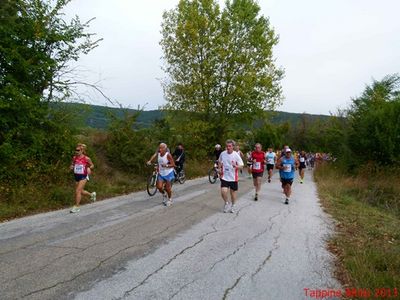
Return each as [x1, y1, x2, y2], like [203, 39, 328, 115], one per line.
[161, 0, 283, 141]
[348, 74, 400, 165]
[0, 0, 100, 181]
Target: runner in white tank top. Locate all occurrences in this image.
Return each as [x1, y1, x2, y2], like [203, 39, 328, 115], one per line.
[147, 143, 175, 206]
[158, 152, 174, 177]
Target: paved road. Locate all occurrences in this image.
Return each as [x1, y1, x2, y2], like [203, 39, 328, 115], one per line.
[0, 170, 340, 300]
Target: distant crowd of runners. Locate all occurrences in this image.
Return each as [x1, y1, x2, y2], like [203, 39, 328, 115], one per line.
[69, 141, 333, 213]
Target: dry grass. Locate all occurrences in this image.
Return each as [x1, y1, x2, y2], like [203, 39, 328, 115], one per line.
[0, 154, 209, 222]
[315, 163, 400, 291]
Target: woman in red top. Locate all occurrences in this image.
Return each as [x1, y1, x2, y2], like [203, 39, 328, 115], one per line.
[251, 143, 266, 201]
[70, 143, 96, 213]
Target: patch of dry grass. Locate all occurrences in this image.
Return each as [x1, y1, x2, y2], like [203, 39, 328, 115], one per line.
[315, 163, 400, 291]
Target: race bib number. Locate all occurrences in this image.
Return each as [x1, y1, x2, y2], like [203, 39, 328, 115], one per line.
[283, 164, 292, 173]
[267, 158, 274, 164]
[253, 162, 261, 170]
[300, 157, 305, 163]
[74, 164, 85, 174]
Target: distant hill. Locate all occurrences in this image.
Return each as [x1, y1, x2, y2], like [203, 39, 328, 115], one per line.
[54, 102, 330, 129]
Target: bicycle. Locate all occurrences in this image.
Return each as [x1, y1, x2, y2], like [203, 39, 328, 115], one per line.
[147, 163, 177, 196]
[174, 166, 186, 184]
[146, 163, 159, 196]
[208, 160, 219, 184]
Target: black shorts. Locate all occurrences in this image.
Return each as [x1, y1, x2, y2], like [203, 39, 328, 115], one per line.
[74, 174, 88, 182]
[252, 172, 264, 178]
[220, 179, 238, 191]
[281, 178, 293, 186]
[266, 164, 274, 171]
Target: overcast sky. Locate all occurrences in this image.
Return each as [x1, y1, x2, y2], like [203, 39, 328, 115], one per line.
[63, 0, 400, 115]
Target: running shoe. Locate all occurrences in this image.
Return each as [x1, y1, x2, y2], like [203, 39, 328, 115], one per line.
[223, 202, 230, 213]
[268, 178, 271, 183]
[230, 204, 237, 213]
[90, 192, 97, 202]
[162, 193, 167, 206]
[284, 198, 289, 205]
[70, 206, 80, 213]
[300, 179, 304, 184]
[166, 199, 173, 207]
[254, 194, 258, 201]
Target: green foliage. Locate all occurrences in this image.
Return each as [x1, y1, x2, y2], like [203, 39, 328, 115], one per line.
[347, 75, 400, 166]
[161, 0, 283, 140]
[0, 0, 99, 204]
[250, 121, 289, 150]
[270, 75, 400, 170]
[105, 111, 154, 176]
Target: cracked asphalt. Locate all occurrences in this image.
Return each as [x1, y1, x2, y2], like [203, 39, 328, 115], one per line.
[0, 171, 341, 300]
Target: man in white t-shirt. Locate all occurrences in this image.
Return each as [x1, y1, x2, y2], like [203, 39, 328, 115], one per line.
[218, 139, 244, 213]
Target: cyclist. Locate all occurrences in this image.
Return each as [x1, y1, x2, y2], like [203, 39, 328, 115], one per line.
[172, 143, 185, 175]
[276, 148, 299, 204]
[251, 143, 265, 201]
[214, 144, 223, 161]
[209, 144, 223, 180]
[147, 143, 175, 206]
[298, 150, 307, 183]
[265, 147, 276, 183]
[218, 140, 244, 213]
[70, 143, 96, 213]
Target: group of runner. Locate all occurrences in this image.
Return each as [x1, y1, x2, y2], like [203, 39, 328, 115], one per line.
[69, 140, 315, 213]
[216, 141, 306, 212]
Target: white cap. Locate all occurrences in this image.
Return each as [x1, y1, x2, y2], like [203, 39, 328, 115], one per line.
[285, 148, 292, 152]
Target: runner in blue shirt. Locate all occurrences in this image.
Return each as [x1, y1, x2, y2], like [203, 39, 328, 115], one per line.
[276, 148, 299, 204]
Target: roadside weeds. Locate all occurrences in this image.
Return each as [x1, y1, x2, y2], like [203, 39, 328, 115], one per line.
[314, 164, 400, 292]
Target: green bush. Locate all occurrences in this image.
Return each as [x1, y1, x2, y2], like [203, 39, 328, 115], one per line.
[105, 112, 155, 176]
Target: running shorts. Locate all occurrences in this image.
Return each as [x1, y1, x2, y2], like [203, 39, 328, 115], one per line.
[158, 172, 175, 182]
[281, 178, 293, 186]
[220, 179, 238, 191]
[74, 174, 88, 182]
[252, 172, 264, 178]
[266, 164, 274, 171]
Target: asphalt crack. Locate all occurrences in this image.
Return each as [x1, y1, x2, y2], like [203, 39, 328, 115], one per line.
[232, 203, 253, 221]
[20, 206, 210, 298]
[210, 209, 283, 272]
[118, 224, 219, 299]
[0, 222, 96, 256]
[168, 279, 197, 300]
[222, 273, 245, 300]
[168, 207, 286, 298]
[3, 248, 81, 284]
[250, 206, 293, 280]
[250, 230, 281, 279]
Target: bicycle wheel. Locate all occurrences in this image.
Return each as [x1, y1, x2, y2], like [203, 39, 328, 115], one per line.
[146, 173, 158, 196]
[208, 168, 218, 184]
[178, 170, 186, 184]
